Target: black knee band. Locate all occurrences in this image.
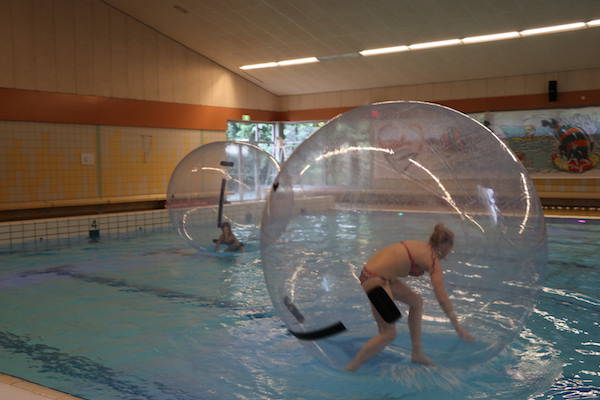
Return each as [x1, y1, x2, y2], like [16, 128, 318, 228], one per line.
[367, 286, 402, 323]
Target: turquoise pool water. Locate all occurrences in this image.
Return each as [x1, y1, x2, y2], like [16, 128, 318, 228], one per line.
[0, 215, 598, 399]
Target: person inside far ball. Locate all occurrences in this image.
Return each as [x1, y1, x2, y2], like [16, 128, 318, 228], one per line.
[214, 222, 245, 252]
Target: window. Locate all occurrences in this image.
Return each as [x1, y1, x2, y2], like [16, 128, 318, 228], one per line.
[280, 121, 325, 162]
[227, 120, 326, 163]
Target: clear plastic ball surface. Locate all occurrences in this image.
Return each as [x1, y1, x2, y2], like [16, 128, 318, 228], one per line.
[167, 141, 279, 253]
[260, 102, 546, 374]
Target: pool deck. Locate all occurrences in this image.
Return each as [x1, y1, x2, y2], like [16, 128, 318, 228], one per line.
[0, 374, 83, 400]
[544, 209, 600, 218]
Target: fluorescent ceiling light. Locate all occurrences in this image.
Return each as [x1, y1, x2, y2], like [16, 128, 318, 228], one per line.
[241, 19, 597, 70]
[277, 57, 319, 66]
[462, 31, 520, 44]
[520, 22, 586, 36]
[409, 39, 461, 50]
[359, 45, 409, 56]
[240, 62, 278, 70]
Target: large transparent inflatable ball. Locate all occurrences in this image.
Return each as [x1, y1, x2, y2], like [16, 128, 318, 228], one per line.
[167, 141, 279, 253]
[261, 101, 546, 374]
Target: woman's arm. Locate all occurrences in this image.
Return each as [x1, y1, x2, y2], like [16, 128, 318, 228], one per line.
[214, 235, 223, 251]
[429, 262, 475, 341]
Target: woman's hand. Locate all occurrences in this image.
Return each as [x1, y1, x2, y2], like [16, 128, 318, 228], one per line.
[456, 325, 475, 342]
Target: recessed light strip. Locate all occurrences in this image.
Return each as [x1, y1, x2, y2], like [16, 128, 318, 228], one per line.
[358, 19, 596, 57]
[359, 45, 409, 56]
[241, 18, 600, 69]
[241, 57, 319, 70]
[462, 31, 520, 44]
[520, 22, 586, 36]
[586, 19, 600, 27]
[409, 38, 461, 50]
[240, 62, 278, 70]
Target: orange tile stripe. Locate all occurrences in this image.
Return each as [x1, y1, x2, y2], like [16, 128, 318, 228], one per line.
[280, 89, 600, 121]
[1, 87, 599, 128]
[0, 87, 282, 131]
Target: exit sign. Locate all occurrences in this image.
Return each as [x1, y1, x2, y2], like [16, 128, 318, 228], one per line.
[242, 114, 251, 121]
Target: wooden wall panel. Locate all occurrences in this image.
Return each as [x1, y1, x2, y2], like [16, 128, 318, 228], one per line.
[109, 8, 129, 99]
[0, 1, 15, 88]
[126, 18, 145, 99]
[74, 0, 94, 95]
[141, 27, 159, 101]
[33, 0, 57, 93]
[156, 34, 174, 102]
[11, 0, 36, 90]
[91, 0, 112, 97]
[53, 0, 77, 93]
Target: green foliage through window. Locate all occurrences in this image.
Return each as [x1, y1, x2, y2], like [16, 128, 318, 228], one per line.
[226, 120, 325, 162]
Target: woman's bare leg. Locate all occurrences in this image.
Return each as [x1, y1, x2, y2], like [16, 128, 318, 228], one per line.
[345, 280, 396, 372]
[390, 279, 432, 365]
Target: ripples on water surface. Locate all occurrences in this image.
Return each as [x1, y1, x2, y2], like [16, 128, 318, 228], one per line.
[0, 217, 598, 399]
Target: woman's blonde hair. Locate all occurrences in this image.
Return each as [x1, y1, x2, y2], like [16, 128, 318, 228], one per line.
[429, 223, 454, 255]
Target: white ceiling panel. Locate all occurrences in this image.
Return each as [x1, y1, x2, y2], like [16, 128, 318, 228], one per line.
[104, 0, 600, 95]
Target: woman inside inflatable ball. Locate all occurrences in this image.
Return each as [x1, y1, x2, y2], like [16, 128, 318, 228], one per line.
[167, 141, 279, 254]
[260, 101, 546, 374]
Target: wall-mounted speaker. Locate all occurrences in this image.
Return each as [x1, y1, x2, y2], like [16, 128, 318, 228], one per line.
[548, 80, 558, 102]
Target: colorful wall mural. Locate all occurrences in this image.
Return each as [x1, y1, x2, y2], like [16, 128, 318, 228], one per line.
[470, 106, 600, 175]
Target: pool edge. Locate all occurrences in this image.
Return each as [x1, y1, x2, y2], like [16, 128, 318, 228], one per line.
[0, 372, 85, 400]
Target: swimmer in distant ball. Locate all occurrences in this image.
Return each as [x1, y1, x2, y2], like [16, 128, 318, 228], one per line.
[345, 224, 474, 372]
[213, 222, 245, 252]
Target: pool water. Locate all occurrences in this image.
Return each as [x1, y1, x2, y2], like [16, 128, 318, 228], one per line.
[0, 216, 598, 399]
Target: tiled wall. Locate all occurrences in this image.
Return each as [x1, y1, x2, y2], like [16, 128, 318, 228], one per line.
[100, 125, 223, 198]
[0, 121, 97, 203]
[0, 209, 171, 252]
[0, 120, 225, 207]
[0, 196, 336, 252]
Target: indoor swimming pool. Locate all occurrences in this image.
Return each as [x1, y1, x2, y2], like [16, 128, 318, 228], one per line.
[0, 214, 598, 400]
